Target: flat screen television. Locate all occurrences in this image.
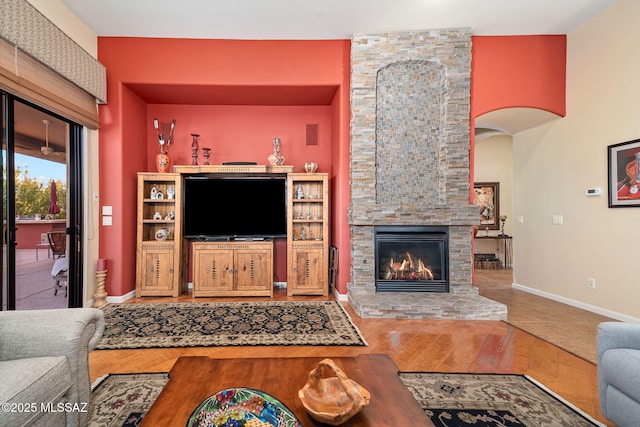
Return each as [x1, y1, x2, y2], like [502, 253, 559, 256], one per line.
[183, 175, 287, 240]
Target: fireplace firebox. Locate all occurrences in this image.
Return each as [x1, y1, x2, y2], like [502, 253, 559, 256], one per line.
[375, 226, 449, 293]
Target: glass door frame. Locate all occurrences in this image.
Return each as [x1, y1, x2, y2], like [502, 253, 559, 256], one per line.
[1, 91, 84, 310]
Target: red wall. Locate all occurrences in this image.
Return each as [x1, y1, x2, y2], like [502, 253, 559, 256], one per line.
[97, 35, 565, 298]
[470, 35, 566, 196]
[471, 35, 566, 118]
[98, 38, 351, 297]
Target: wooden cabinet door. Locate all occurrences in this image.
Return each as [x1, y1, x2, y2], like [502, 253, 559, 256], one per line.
[290, 248, 325, 294]
[193, 248, 234, 296]
[140, 247, 175, 293]
[235, 247, 273, 295]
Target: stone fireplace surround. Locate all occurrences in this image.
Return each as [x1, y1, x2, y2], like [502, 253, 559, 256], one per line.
[347, 28, 507, 320]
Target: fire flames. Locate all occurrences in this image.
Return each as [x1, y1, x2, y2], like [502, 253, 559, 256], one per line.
[383, 251, 435, 280]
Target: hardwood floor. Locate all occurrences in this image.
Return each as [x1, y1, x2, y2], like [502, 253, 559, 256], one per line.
[89, 270, 612, 426]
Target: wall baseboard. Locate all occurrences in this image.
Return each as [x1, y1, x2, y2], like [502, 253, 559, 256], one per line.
[334, 290, 348, 301]
[512, 282, 640, 323]
[106, 290, 136, 304]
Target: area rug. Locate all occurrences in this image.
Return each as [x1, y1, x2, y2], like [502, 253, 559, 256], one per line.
[90, 372, 605, 427]
[96, 300, 367, 349]
[400, 372, 605, 427]
[89, 373, 169, 427]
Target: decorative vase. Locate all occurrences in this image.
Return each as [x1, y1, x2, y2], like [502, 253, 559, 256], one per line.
[202, 148, 211, 165]
[304, 161, 318, 173]
[156, 152, 171, 173]
[268, 137, 285, 166]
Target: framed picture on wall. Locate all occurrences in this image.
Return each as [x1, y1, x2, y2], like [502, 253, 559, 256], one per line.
[473, 182, 500, 229]
[608, 138, 640, 207]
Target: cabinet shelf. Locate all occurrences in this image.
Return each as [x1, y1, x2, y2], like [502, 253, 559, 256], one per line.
[136, 172, 184, 297]
[143, 199, 176, 203]
[287, 173, 329, 296]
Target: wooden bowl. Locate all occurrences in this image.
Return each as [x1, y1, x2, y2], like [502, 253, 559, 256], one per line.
[298, 358, 370, 425]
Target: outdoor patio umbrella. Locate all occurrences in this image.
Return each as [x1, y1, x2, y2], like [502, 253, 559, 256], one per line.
[48, 180, 60, 216]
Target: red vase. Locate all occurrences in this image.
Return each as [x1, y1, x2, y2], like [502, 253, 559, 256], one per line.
[156, 152, 171, 173]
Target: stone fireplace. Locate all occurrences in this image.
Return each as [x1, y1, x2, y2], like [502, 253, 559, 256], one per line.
[347, 29, 507, 320]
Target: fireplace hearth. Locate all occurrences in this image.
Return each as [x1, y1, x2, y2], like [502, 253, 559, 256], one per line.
[375, 226, 448, 293]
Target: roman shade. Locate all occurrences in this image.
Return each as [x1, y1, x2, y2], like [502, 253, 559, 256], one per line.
[0, 0, 106, 129]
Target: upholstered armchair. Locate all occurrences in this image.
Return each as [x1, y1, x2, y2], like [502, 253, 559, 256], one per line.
[0, 308, 104, 426]
[597, 321, 640, 427]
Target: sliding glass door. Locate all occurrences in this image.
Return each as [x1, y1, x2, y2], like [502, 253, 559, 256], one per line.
[1, 92, 83, 310]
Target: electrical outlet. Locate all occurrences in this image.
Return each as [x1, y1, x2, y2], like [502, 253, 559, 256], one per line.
[587, 278, 596, 289]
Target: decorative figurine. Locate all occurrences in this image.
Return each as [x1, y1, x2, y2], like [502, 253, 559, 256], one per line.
[167, 185, 175, 200]
[191, 134, 200, 165]
[150, 184, 158, 199]
[268, 137, 285, 166]
[295, 185, 304, 199]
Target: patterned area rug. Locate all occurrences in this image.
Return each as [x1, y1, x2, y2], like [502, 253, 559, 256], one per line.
[97, 301, 367, 349]
[90, 373, 169, 427]
[90, 372, 605, 427]
[400, 372, 605, 427]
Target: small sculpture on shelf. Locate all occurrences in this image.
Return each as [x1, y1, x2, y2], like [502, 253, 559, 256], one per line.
[295, 185, 305, 200]
[268, 137, 285, 166]
[191, 134, 200, 165]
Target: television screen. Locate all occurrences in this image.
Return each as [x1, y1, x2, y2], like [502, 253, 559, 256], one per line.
[183, 175, 287, 239]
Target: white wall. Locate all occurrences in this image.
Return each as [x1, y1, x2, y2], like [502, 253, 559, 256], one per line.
[513, 0, 640, 320]
[474, 134, 513, 260]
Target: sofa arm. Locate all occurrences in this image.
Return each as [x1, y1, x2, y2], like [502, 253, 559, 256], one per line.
[597, 322, 640, 361]
[0, 308, 104, 361]
[0, 308, 104, 426]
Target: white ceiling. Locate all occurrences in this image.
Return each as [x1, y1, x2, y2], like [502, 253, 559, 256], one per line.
[58, 0, 617, 136]
[61, 0, 617, 40]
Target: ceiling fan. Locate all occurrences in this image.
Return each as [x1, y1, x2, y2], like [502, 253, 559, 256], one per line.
[40, 119, 55, 156]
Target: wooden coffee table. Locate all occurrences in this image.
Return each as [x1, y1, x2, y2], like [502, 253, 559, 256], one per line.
[141, 354, 433, 426]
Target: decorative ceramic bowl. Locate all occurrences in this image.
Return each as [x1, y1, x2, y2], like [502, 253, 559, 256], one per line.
[298, 358, 370, 426]
[187, 388, 301, 427]
[304, 161, 318, 173]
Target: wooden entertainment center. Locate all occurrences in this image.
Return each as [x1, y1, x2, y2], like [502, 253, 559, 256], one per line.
[135, 165, 329, 298]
